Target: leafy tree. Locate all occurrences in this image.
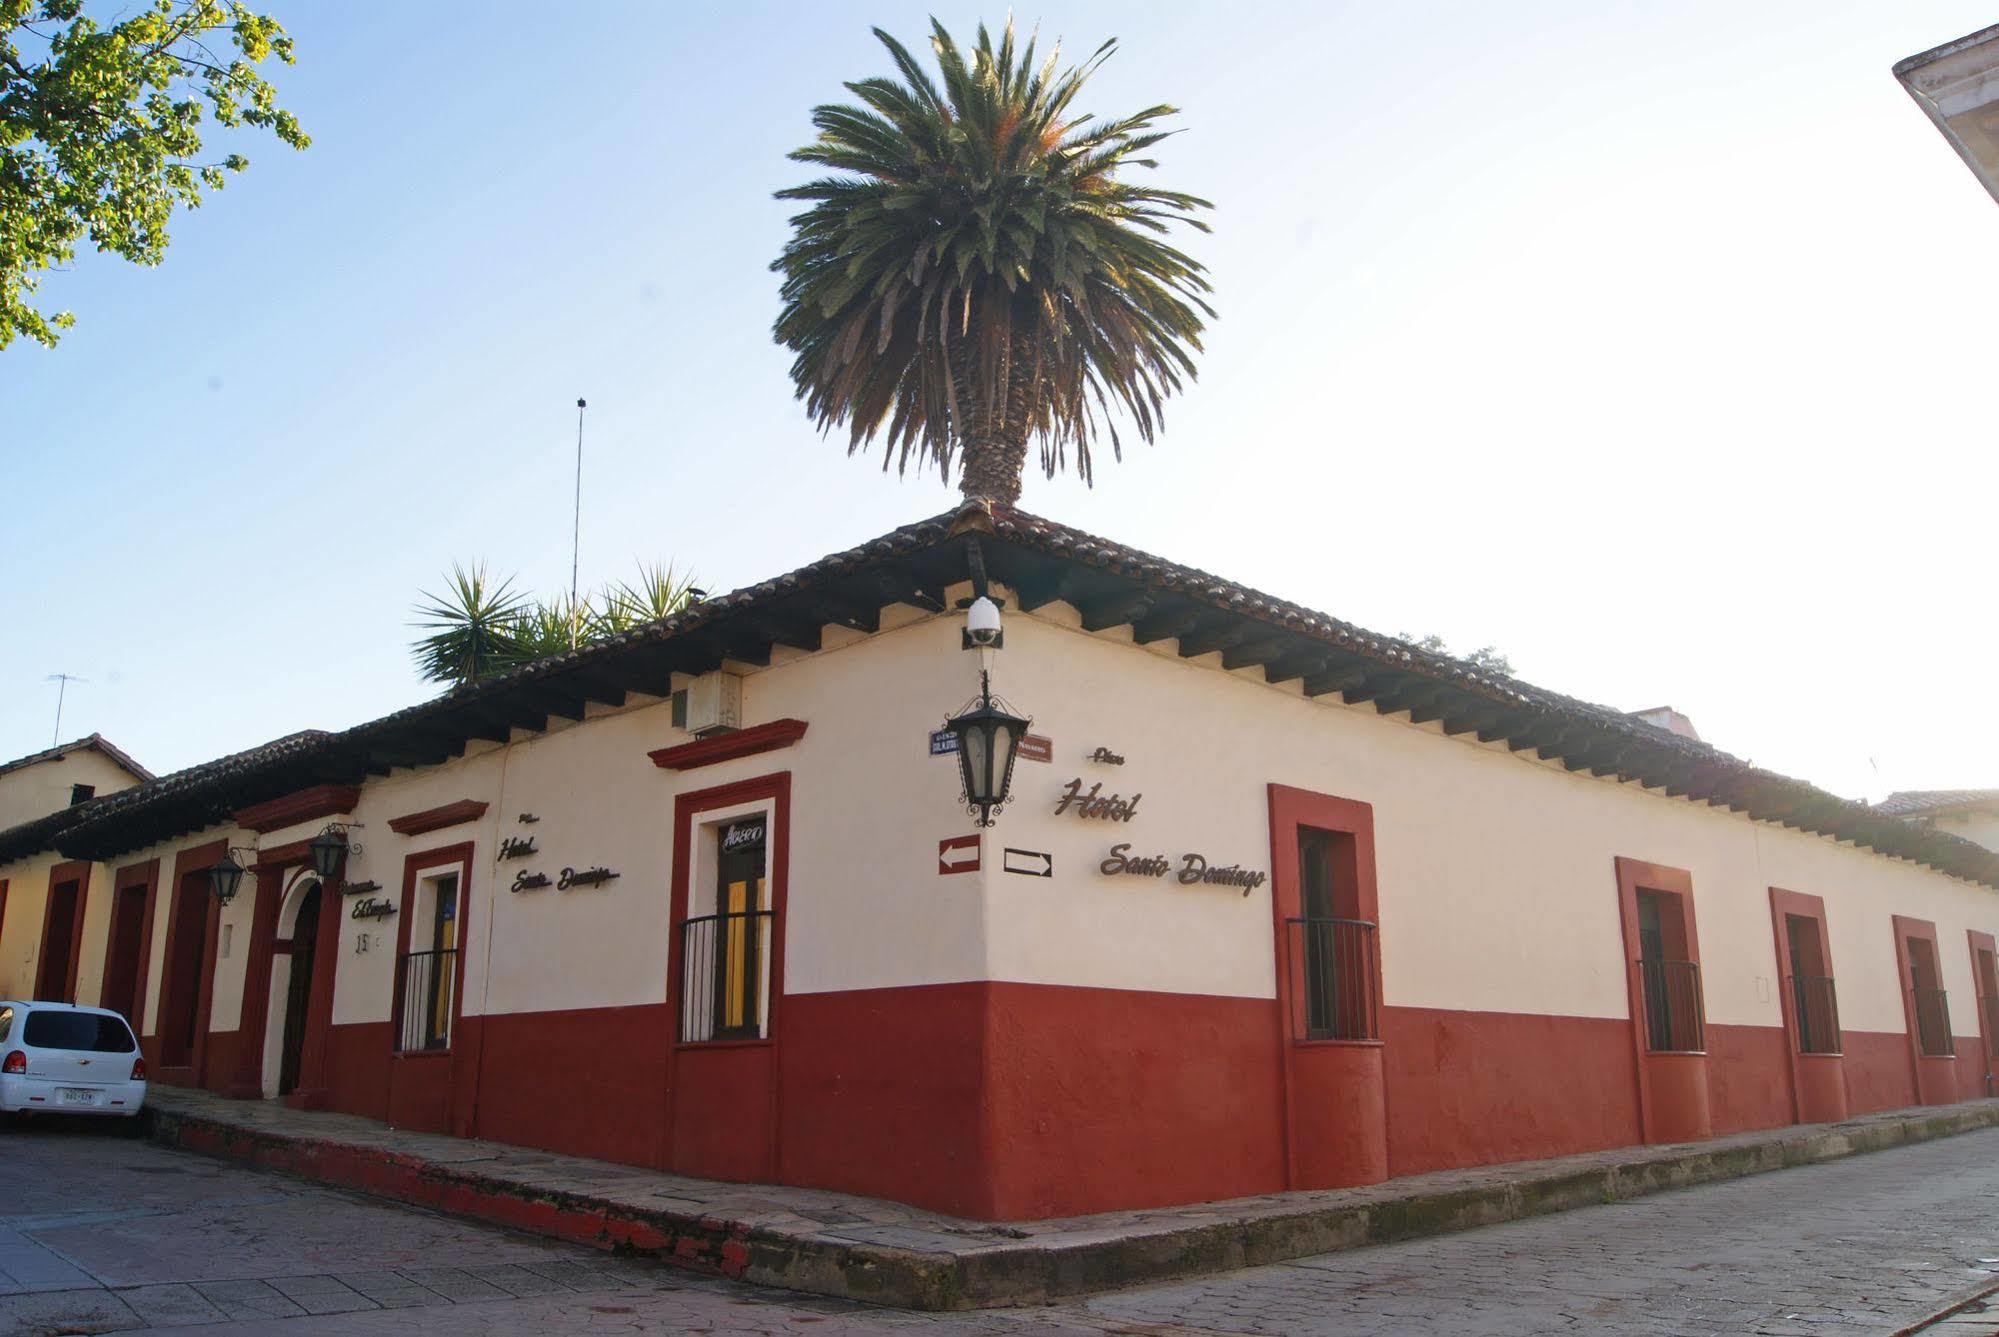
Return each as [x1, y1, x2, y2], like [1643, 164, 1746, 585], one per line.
[411, 564, 527, 687]
[2, 0, 308, 349]
[1402, 633, 1515, 677]
[772, 18, 1212, 503]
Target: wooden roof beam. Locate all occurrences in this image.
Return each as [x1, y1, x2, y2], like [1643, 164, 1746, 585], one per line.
[816, 593, 881, 635]
[1265, 649, 1333, 686]
[1012, 568, 1078, 613]
[1178, 618, 1256, 660]
[747, 614, 823, 654]
[1131, 603, 1206, 646]
[1374, 680, 1451, 719]
[1443, 706, 1509, 737]
[1220, 632, 1300, 671]
[1078, 588, 1158, 633]
[1301, 663, 1368, 698]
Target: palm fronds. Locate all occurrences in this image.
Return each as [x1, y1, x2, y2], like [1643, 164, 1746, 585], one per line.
[509, 596, 595, 664]
[411, 560, 698, 687]
[601, 562, 697, 633]
[410, 563, 528, 686]
[772, 18, 1212, 502]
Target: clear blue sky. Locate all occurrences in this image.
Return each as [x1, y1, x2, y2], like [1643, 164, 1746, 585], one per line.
[3, 1, 1994, 801]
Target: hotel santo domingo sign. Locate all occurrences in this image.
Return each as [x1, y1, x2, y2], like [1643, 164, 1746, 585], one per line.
[1056, 750, 1268, 896]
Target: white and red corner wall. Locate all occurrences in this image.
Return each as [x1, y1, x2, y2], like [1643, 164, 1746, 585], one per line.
[7, 593, 1997, 1222]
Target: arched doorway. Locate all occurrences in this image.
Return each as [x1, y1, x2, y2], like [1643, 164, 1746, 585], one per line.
[277, 881, 321, 1097]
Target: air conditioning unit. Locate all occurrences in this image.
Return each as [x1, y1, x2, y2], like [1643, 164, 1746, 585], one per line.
[674, 672, 742, 737]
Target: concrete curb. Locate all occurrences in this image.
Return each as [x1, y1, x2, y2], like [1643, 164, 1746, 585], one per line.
[144, 1099, 1999, 1312]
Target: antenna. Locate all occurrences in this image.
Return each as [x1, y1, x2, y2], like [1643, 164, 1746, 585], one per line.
[46, 672, 86, 746]
[571, 398, 587, 649]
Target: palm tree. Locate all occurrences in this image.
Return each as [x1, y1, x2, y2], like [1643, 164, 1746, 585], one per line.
[410, 563, 527, 686]
[773, 19, 1213, 504]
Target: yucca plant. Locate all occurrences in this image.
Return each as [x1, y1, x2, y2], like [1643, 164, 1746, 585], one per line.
[509, 596, 595, 665]
[410, 564, 527, 686]
[773, 18, 1213, 503]
[599, 562, 697, 634]
[411, 561, 700, 686]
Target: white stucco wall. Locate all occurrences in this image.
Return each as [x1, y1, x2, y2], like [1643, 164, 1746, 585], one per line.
[8, 580, 1996, 1057]
[0, 749, 143, 831]
[979, 602, 1999, 1039]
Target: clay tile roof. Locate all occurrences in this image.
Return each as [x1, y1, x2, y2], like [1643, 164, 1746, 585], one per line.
[0, 734, 153, 784]
[0, 731, 332, 864]
[1876, 790, 1999, 819]
[12, 500, 1999, 891]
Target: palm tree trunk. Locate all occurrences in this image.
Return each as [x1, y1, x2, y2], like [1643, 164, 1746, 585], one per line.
[958, 425, 1030, 504]
[951, 336, 1033, 505]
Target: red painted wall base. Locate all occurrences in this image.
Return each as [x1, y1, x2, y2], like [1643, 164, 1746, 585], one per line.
[281, 984, 1990, 1220]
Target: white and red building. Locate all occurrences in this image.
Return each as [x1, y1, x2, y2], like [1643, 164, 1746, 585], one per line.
[3, 502, 1997, 1220]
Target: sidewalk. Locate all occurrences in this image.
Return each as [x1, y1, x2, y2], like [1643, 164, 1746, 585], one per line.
[141, 1088, 1999, 1312]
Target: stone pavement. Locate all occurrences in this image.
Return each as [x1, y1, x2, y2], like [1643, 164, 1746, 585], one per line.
[7, 1121, 1999, 1333]
[141, 1085, 1999, 1310]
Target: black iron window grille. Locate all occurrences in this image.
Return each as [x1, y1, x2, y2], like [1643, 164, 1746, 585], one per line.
[1638, 958, 1705, 1053]
[395, 947, 456, 1053]
[1286, 917, 1378, 1042]
[1787, 974, 1841, 1055]
[679, 910, 773, 1043]
[1912, 985, 1954, 1058]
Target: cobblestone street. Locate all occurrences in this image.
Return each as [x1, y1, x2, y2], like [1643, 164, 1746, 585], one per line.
[4, 1123, 1999, 1335]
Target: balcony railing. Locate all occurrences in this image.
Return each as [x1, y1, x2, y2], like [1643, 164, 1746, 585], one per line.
[1912, 985, 1954, 1058]
[1638, 958, 1705, 1054]
[1787, 974, 1841, 1055]
[679, 910, 772, 1043]
[1285, 917, 1378, 1042]
[395, 948, 457, 1053]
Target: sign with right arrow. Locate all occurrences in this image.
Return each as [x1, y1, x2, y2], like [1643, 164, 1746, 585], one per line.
[1003, 848, 1053, 878]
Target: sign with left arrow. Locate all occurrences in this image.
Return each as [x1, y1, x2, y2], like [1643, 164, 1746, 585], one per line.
[938, 834, 981, 875]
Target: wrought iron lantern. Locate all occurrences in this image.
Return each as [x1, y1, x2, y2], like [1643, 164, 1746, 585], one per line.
[207, 848, 251, 906]
[944, 671, 1030, 827]
[307, 825, 349, 880]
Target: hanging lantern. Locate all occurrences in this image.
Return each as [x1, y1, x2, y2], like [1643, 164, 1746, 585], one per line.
[944, 672, 1030, 827]
[207, 850, 247, 906]
[307, 826, 348, 880]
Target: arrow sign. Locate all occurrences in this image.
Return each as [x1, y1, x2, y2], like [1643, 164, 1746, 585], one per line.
[938, 834, 980, 875]
[1003, 848, 1053, 878]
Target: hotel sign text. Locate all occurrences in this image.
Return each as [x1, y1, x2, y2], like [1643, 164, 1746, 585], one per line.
[1100, 844, 1267, 896]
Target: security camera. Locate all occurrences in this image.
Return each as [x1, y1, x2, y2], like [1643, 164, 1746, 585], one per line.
[964, 595, 1003, 648]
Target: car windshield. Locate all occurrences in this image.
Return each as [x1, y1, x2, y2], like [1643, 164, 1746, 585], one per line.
[23, 1011, 137, 1053]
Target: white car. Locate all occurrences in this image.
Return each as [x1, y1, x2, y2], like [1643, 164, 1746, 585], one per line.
[0, 1000, 147, 1119]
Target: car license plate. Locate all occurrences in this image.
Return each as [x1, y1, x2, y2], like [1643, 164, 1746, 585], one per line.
[57, 1088, 99, 1106]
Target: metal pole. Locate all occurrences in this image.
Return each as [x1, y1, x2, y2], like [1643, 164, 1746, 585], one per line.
[571, 398, 586, 649]
[46, 672, 83, 745]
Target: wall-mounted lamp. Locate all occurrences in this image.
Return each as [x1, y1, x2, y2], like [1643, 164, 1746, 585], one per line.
[944, 671, 1029, 828]
[206, 847, 258, 906]
[307, 823, 363, 880]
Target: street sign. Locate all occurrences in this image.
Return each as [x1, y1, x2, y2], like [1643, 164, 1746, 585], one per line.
[1019, 734, 1053, 763]
[1003, 848, 1053, 878]
[929, 729, 958, 755]
[938, 834, 980, 875]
